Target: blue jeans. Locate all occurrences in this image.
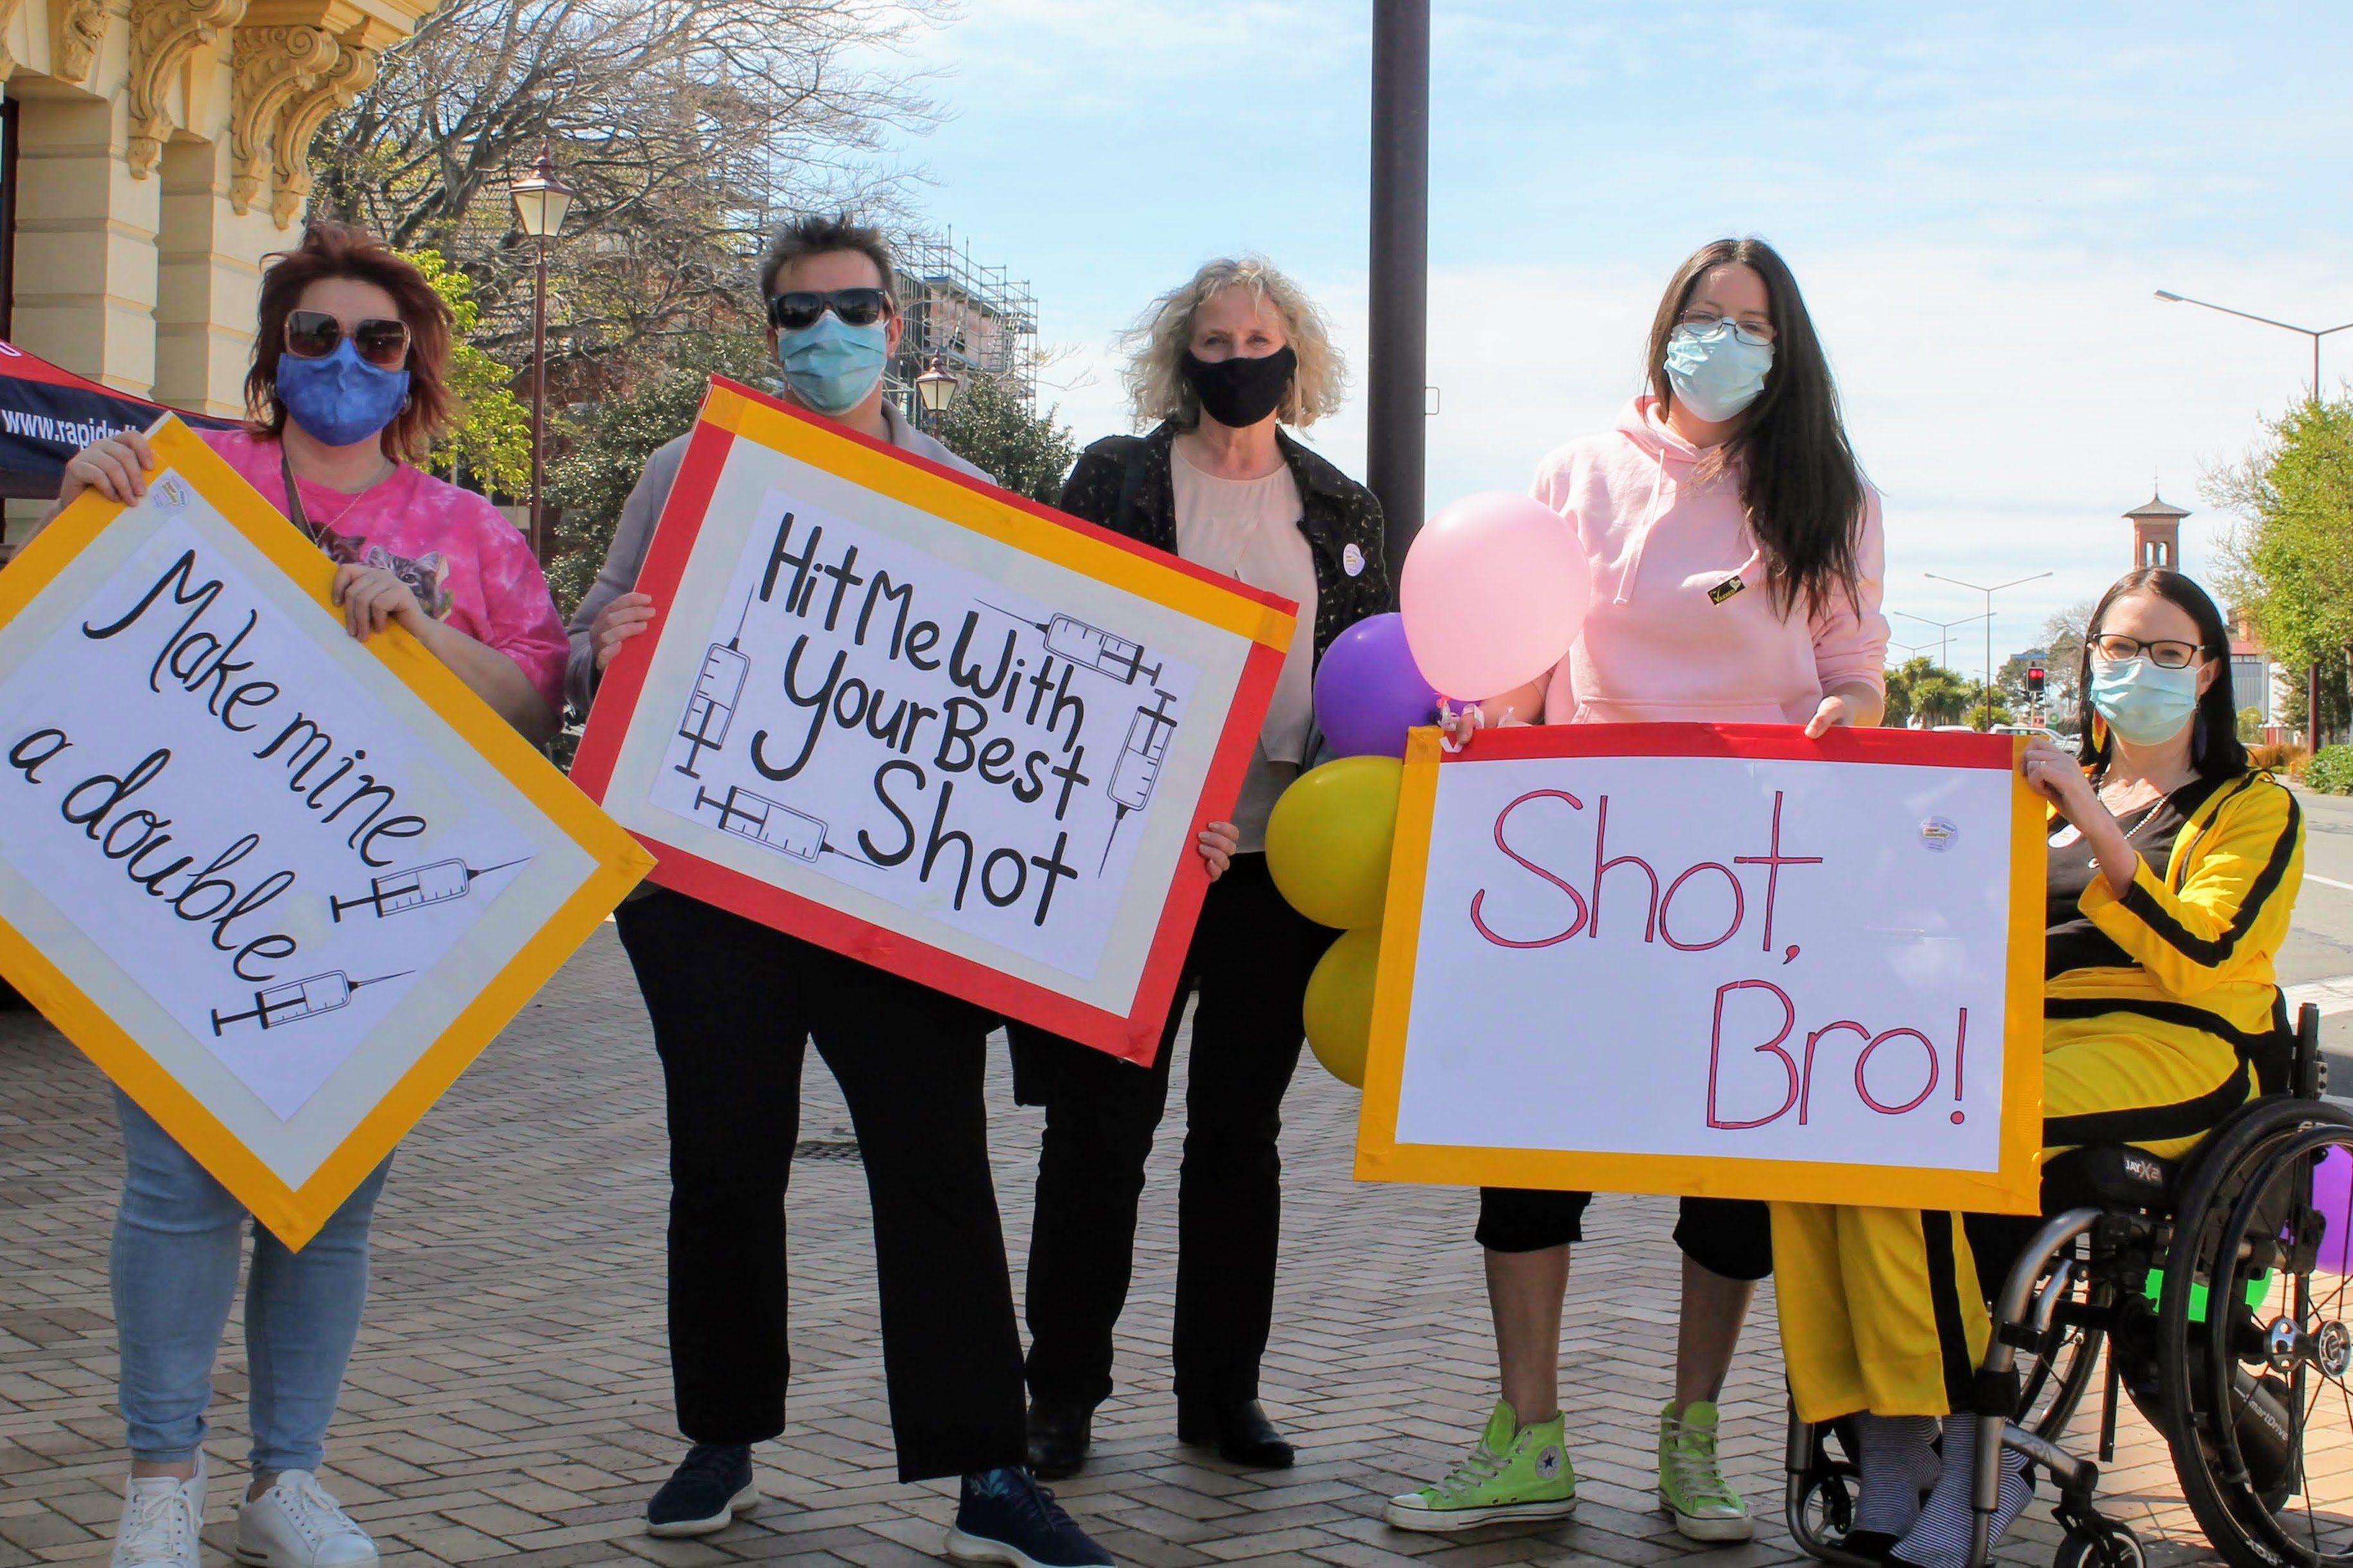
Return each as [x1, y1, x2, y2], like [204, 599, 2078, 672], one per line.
[110, 1090, 392, 1470]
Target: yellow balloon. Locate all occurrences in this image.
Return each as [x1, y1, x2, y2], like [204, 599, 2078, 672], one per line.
[1303, 926, 1382, 1089]
[1265, 755, 1402, 929]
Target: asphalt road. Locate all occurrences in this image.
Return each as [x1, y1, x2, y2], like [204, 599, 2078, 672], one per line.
[2276, 788, 2353, 1070]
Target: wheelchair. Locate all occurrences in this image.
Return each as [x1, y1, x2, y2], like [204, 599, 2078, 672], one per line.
[1787, 1001, 2353, 1568]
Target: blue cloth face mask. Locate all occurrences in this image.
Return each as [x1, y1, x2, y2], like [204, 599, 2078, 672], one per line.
[276, 338, 410, 448]
[1663, 320, 1774, 422]
[2090, 655, 2202, 745]
[777, 313, 889, 415]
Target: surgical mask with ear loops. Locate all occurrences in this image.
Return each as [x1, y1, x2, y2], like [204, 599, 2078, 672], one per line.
[1663, 319, 1773, 422]
[2090, 655, 2201, 745]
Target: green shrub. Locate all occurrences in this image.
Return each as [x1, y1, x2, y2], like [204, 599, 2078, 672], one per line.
[2304, 745, 2353, 794]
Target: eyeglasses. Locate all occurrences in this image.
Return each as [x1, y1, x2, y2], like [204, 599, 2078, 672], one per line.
[1674, 311, 1775, 347]
[765, 288, 892, 331]
[2090, 633, 2204, 669]
[284, 311, 411, 369]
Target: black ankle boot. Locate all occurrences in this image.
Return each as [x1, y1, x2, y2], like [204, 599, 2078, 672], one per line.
[1176, 1397, 1294, 1469]
[1025, 1399, 1093, 1480]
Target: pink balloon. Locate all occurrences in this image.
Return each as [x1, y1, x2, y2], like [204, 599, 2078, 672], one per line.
[1400, 492, 1592, 701]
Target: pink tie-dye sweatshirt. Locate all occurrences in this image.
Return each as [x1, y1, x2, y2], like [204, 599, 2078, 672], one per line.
[200, 428, 569, 712]
[1531, 395, 1888, 726]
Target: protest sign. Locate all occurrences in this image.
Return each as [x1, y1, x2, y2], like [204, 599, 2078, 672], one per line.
[0, 418, 651, 1246]
[1357, 723, 2044, 1212]
[571, 379, 1296, 1062]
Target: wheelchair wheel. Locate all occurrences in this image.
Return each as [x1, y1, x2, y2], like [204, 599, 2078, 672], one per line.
[2056, 1521, 2148, 1568]
[1785, 1415, 1860, 1560]
[2158, 1098, 2353, 1568]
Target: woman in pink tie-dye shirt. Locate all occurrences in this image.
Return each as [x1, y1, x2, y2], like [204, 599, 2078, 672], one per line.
[48, 221, 564, 1568]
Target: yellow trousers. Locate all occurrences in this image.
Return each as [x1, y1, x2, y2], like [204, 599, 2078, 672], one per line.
[1775, 1009, 2248, 1424]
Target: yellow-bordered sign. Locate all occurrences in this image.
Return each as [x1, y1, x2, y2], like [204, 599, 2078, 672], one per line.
[1356, 723, 2045, 1214]
[0, 417, 650, 1246]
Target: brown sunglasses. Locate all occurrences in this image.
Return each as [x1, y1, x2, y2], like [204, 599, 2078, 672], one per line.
[284, 309, 411, 370]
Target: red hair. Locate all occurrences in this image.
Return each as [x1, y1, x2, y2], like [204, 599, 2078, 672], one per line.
[246, 221, 453, 462]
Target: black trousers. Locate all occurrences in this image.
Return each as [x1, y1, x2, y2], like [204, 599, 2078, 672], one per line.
[1475, 1188, 1774, 1282]
[614, 887, 1026, 1482]
[1010, 854, 1335, 1409]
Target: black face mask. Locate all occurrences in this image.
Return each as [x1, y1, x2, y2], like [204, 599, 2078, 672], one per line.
[1181, 345, 1296, 429]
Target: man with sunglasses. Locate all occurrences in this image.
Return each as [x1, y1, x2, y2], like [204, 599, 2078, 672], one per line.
[564, 215, 1116, 1568]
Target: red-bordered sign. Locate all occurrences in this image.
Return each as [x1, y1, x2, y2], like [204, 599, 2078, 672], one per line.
[572, 378, 1297, 1062]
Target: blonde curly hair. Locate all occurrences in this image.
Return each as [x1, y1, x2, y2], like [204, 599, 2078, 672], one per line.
[1124, 256, 1346, 431]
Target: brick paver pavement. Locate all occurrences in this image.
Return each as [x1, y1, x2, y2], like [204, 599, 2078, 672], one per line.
[5, 927, 2349, 1567]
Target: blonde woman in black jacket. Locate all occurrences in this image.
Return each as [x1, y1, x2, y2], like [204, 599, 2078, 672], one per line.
[1014, 256, 1389, 1478]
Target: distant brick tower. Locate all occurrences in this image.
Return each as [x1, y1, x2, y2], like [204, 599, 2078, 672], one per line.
[2127, 492, 2189, 571]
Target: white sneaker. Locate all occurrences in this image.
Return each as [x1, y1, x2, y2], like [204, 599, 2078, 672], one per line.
[112, 1452, 207, 1568]
[235, 1471, 378, 1567]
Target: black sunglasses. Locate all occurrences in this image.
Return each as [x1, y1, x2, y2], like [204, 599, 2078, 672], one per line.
[284, 310, 411, 370]
[765, 288, 892, 331]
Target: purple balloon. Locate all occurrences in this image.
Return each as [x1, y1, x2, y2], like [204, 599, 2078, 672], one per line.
[1314, 612, 1439, 759]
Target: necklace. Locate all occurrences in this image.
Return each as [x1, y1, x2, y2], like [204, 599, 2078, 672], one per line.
[280, 445, 394, 546]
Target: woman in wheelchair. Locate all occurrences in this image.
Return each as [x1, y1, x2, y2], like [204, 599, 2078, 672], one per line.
[1773, 567, 2304, 1568]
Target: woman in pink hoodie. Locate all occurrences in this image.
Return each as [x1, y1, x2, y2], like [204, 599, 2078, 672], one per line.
[1385, 238, 1888, 1539]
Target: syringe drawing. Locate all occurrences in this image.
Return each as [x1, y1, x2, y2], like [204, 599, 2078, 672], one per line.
[1100, 689, 1179, 872]
[210, 970, 411, 1035]
[691, 783, 827, 865]
[329, 857, 530, 922]
[675, 590, 758, 779]
[981, 605, 1164, 689]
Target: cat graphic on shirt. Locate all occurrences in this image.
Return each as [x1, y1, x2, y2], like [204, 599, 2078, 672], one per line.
[313, 527, 455, 621]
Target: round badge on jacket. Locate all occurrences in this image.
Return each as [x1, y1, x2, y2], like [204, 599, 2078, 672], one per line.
[1342, 542, 1366, 577]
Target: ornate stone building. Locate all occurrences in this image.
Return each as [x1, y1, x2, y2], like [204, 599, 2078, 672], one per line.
[0, 0, 432, 414]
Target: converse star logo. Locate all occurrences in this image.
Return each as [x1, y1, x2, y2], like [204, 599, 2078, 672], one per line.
[1536, 1446, 1564, 1480]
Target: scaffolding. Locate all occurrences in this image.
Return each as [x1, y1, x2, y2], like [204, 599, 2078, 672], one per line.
[888, 227, 1038, 420]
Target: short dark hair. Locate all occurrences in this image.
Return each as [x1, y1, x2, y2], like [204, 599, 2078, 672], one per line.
[2074, 567, 2250, 780]
[757, 214, 898, 309]
[247, 221, 452, 462]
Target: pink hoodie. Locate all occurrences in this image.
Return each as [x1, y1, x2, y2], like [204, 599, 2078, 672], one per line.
[1532, 395, 1888, 726]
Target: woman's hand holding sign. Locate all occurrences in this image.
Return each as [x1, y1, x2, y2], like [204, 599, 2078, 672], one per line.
[57, 430, 157, 510]
[591, 591, 658, 671]
[1197, 819, 1239, 882]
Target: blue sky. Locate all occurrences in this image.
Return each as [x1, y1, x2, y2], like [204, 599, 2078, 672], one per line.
[875, 1, 2352, 683]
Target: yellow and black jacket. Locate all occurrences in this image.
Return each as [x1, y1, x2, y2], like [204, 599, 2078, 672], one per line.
[2043, 768, 2304, 1142]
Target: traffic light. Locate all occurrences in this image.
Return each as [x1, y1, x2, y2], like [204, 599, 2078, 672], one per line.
[2026, 664, 2047, 700]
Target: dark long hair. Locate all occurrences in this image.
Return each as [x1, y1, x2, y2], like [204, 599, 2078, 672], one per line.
[1645, 237, 1865, 617]
[247, 221, 453, 463]
[2073, 567, 2247, 780]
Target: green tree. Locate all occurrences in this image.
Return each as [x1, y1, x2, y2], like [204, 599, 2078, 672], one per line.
[1882, 656, 1975, 727]
[2208, 394, 2353, 743]
[543, 332, 772, 616]
[403, 247, 533, 497]
[929, 372, 1079, 504]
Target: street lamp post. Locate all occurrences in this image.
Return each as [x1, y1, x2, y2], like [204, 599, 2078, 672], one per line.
[509, 146, 575, 562]
[1924, 571, 2052, 730]
[913, 352, 960, 432]
[1366, 0, 1429, 570]
[2154, 290, 2353, 401]
[1892, 609, 1990, 671]
[2153, 288, 2353, 748]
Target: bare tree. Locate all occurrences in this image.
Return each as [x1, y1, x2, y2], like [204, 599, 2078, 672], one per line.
[313, 0, 949, 381]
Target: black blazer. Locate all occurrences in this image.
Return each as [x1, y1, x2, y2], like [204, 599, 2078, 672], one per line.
[1057, 421, 1393, 666]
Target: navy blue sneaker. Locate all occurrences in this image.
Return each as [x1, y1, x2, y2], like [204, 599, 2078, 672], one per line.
[944, 1467, 1114, 1567]
[645, 1443, 757, 1537]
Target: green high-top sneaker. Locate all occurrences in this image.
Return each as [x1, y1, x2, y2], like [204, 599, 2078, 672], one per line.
[1384, 1399, 1576, 1533]
[1658, 1399, 1753, 1541]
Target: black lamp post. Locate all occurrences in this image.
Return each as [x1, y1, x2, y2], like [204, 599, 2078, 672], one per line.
[1368, 0, 1430, 574]
[508, 146, 575, 560]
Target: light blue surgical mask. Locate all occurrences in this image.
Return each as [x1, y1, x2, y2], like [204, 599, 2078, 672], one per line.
[2090, 655, 2201, 745]
[1663, 320, 1774, 422]
[276, 338, 410, 448]
[776, 312, 889, 415]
